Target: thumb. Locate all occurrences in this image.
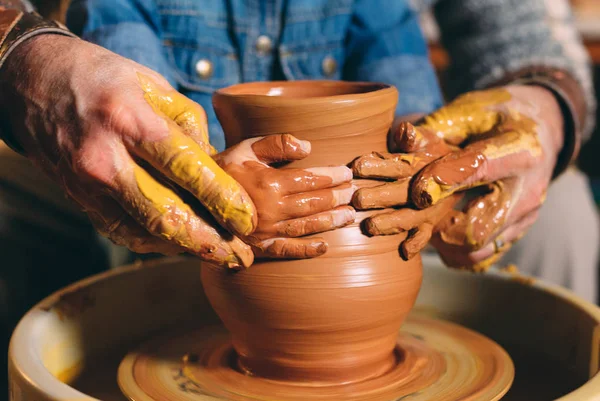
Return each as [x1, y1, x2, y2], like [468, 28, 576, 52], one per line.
[410, 123, 541, 209]
[251, 134, 311, 164]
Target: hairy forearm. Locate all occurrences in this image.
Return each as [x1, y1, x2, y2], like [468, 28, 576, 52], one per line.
[0, 0, 75, 154]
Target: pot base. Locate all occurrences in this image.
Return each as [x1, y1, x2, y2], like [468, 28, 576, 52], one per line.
[117, 315, 514, 401]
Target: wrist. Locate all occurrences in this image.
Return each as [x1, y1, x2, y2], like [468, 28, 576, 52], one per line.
[0, 9, 77, 155]
[483, 67, 586, 179]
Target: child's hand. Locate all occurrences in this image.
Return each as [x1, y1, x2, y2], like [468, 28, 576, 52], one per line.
[215, 134, 356, 261]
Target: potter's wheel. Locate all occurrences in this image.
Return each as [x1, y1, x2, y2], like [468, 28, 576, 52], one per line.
[117, 315, 514, 401]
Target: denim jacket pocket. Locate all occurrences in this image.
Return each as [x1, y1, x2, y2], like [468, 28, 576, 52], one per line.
[164, 41, 241, 94]
[279, 41, 345, 81]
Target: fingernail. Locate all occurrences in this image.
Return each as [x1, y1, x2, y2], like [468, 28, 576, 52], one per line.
[412, 178, 442, 209]
[311, 241, 328, 256]
[334, 186, 355, 206]
[341, 166, 353, 182]
[298, 139, 311, 154]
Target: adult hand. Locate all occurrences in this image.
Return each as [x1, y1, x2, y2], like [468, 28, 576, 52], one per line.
[0, 35, 257, 269]
[215, 134, 355, 260]
[352, 85, 565, 271]
[351, 119, 461, 260]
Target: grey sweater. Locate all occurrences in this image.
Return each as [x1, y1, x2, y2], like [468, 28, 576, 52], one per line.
[415, 0, 596, 143]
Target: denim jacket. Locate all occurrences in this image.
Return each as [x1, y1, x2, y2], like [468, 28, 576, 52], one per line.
[66, 0, 443, 151]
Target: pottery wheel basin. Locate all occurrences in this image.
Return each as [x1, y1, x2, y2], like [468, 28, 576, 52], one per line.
[9, 254, 600, 400]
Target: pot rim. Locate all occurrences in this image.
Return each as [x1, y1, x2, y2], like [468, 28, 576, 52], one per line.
[213, 80, 398, 106]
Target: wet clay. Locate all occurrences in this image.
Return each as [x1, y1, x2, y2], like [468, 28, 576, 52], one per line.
[213, 134, 355, 260]
[120, 73, 258, 268]
[411, 89, 542, 210]
[205, 81, 426, 384]
[117, 315, 514, 401]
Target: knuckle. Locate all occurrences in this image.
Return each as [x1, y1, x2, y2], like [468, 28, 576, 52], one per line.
[95, 95, 136, 136]
[70, 147, 117, 188]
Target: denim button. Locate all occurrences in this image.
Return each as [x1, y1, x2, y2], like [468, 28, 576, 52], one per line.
[256, 35, 273, 54]
[322, 56, 337, 77]
[195, 59, 213, 79]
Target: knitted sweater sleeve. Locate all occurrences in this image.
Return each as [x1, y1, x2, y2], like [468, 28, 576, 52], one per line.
[419, 0, 596, 146]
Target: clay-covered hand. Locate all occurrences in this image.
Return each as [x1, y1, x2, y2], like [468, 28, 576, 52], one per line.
[0, 34, 257, 268]
[351, 120, 461, 259]
[215, 134, 355, 260]
[357, 85, 565, 271]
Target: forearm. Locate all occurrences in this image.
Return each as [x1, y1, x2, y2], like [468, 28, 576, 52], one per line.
[0, 0, 76, 154]
[432, 0, 595, 176]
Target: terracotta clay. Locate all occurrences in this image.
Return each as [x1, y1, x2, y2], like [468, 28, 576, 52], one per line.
[117, 315, 514, 401]
[201, 81, 424, 384]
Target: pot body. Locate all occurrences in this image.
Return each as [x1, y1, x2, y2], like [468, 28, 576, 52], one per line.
[203, 81, 423, 383]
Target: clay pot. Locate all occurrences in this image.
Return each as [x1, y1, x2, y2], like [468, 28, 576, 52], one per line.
[202, 81, 422, 384]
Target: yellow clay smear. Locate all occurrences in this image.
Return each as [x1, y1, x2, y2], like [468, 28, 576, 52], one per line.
[135, 72, 256, 236]
[137, 72, 215, 155]
[421, 89, 512, 143]
[133, 164, 244, 268]
[133, 166, 192, 245]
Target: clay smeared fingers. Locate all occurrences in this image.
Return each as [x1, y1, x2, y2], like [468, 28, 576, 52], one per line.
[410, 126, 541, 209]
[280, 166, 353, 194]
[400, 223, 433, 261]
[110, 164, 254, 268]
[274, 206, 356, 237]
[468, 209, 540, 264]
[364, 194, 461, 236]
[252, 237, 328, 259]
[351, 151, 420, 180]
[137, 73, 215, 155]
[352, 179, 410, 210]
[432, 209, 539, 272]
[390, 121, 425, 153]
[280, 183, 355, 219]
[250, 134, 311, 163]
[57, 174, 188, 255]
[89, 210, 186, 255]
[449, 180, 516, 252]
[129, 120, 257, 237]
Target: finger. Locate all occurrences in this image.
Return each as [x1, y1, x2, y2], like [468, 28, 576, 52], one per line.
[400, 223, 433, 261]
[130, 120, 257, 237]
[112, 163, 254, 268]
[89, 209, 186, 256]
[252, 237, 328, 259]
[390, 122, 451, 154]
[280, 183, 354, 219]
[364, 194, 460, 236]
[351, 151, 427, 180]
[468, 209, 540, 265]
[411, 126, 541, 209]
[390, 121, 426, 153]
[352, 179, 410, 210]
[251, 134, 311, 164]
[273, 206, 356, 237]
[279, 166, 353, 195]
[64, 181, 187, 255]
[419, 89, 506, 145]
[454, 180, 516, 251]
[432, 209, 539, 272]
[137, 72, 215, 155]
